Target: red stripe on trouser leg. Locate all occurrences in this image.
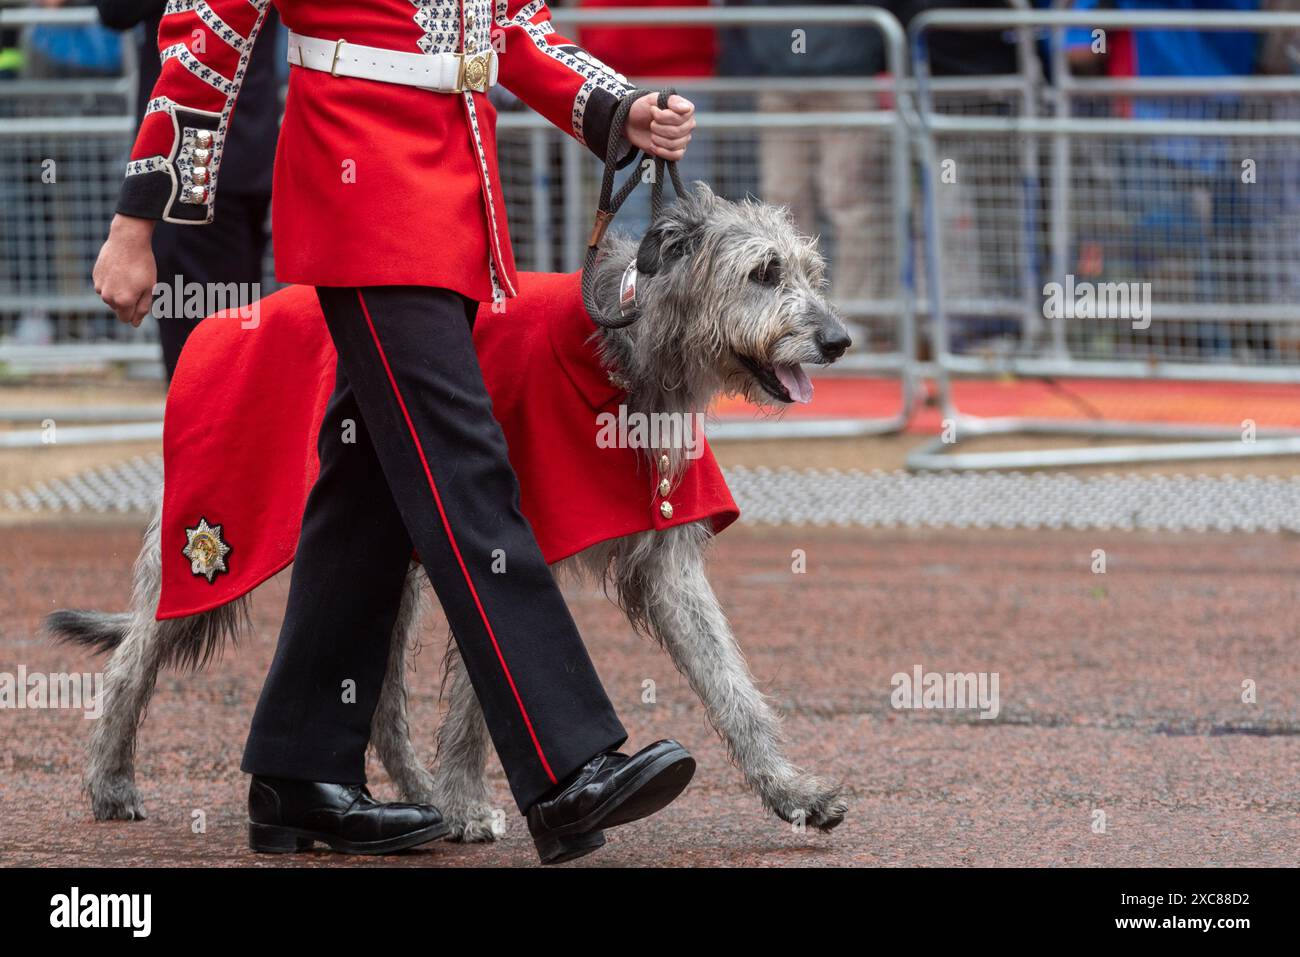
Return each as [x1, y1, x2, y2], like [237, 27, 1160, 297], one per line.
[354, 289, 558, 786]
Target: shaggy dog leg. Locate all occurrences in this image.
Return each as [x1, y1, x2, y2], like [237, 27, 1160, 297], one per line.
[627, 523, 848, 831]
[82, 509, 169, 821]
[49, 505, 251, 821]
[429, 650, 502, 842]
[86, 632, 158, 821]
[371, 565, 440, 804]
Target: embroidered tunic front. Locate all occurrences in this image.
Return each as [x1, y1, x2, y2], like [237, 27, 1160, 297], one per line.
[117, 0, 639, 303]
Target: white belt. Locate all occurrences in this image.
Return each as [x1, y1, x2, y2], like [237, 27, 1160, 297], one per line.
[286, 31, 498, 94]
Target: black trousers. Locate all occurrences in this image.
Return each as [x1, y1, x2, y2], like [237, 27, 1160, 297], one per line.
[153, 191, 270, 380]
[240, 286, 627, 812]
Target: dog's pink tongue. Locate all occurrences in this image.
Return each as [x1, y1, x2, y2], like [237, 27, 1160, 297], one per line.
[775, 364, 814, 404]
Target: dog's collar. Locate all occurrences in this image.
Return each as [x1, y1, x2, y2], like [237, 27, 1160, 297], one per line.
[602, 258, 638, 392]
[618, 259, 639, 322]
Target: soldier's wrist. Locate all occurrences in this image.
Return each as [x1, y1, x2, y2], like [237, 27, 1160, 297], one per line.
[109, 213, 156, 243]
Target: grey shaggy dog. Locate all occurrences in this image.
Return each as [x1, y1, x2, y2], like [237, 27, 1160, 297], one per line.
[47, 183, 852, 840]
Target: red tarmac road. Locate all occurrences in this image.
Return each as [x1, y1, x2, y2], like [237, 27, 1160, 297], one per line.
[1, 523, 1297, 867]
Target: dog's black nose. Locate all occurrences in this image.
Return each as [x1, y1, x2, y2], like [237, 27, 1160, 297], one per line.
[816, 326, 852, 361]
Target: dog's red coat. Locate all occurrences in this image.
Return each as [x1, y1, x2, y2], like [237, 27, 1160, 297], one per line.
[157, 274, 739, 620]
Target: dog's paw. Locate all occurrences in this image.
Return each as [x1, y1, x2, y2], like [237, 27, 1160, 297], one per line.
[89, 780, 147, 822]
[444, 803, 505, 844]
[767, 774, 847, 833]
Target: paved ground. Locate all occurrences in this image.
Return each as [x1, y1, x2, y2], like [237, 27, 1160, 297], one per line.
[8, 375, 1300, 514]
[2, 522, 1297, 867]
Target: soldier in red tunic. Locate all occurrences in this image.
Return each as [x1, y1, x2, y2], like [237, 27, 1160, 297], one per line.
[92, 0, 696, 864]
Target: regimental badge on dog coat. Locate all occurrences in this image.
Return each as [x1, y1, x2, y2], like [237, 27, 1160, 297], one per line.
[182, 517, 231, 583]
[156, 276, 739, 620]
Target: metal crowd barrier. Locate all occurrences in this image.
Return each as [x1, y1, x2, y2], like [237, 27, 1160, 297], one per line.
[0, 4, 149, 367]
[0, 5, 918, 445]
[907, 8, 1300, 469]
[10, 5, 1300, 466]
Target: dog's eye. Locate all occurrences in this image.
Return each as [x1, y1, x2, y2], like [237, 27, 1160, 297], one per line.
[749, 260, 781, 286]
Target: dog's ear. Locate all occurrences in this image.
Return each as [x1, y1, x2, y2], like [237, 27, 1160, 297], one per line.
[634, 218, 672, 277]
[635, 189, 709, 276]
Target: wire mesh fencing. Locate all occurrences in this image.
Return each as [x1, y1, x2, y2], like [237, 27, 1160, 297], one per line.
[908, 8, 1300, 468]
[915, 9, 1300, 382]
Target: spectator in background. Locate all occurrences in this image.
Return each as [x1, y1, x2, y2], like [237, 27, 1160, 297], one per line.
[724, 0, 887, 324]
[885, 0, 1019, 353]
[576, 0, 717, 236]
[1066, 0, 1260, 86]
[1256, 0, 1300, 361]
[577, 0, 716, 82]
[888, 0, 1018, 77]
[1, 26, 24, 79]
[96, 0, 280, 379]
[22, 0, 122, 80]
[5, 0, 124, 346]
[0, 27, 25, 335]
[1065, 0, 1263, 360]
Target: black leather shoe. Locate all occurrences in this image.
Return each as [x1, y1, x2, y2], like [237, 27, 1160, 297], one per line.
[526, 740, 695, 865]
[247, 776, 448, 855]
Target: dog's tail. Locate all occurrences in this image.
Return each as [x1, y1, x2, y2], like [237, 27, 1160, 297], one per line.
[44, 610, 131, 653]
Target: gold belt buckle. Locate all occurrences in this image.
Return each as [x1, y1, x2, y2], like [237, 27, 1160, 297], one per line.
[457, 51, 491, 93]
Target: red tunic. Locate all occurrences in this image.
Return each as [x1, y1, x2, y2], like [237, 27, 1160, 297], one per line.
[116, 0, 639, 303]
[158, 276, 739, 619]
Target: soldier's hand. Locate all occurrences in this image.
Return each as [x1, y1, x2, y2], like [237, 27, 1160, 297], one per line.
[94, 214, 157, 327]
[626, 92, 695, 162]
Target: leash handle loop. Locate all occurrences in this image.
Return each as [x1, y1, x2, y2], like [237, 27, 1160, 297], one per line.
[583, 88, 686, 329]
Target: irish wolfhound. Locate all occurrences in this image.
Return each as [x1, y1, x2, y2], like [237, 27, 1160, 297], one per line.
[47, 183, 852, 842]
